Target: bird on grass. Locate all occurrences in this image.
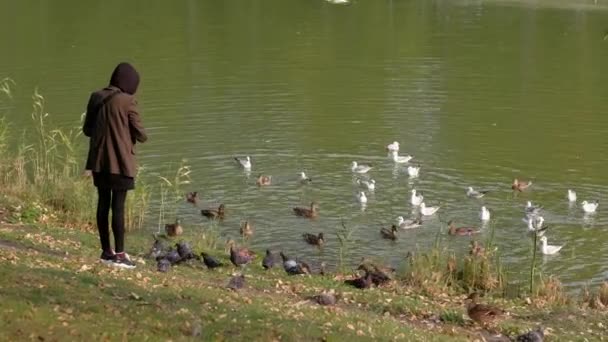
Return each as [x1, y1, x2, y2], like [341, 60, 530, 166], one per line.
[165, 219, 183, 237]
[465, 292, 504, 326]
[201, 252, 224, 269]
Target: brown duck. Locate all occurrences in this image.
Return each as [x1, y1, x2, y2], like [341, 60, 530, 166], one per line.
[186, 192, 200, 205]
[240, 220, 254, 240]
[256, 175, 272, 187]
[344, 272, 373, 289]
[466, 292, 504, 326]
[293, 202, 319, 219]
[165, 219, 183, 237]
[448, 220, 481, 236]
[380, 224, 398, 240]
[512, 178, 532, 192]
[201, 204, 225, 220]
[227, 240, 255, 267]
[302, 232, 324, 247]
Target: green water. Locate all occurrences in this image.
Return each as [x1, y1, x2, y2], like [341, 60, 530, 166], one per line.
[2, 0, 608, 288]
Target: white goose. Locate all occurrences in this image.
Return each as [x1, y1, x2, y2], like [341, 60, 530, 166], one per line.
[397, 216, 423, 229]
[357, 179, 376, 191]
[582, 200, 599, 213]
[235, 156, 252, 170]
[351, 161, 373, 174]
[420, 202, 440, 216]
[539, 236, 563, 255]
[410, 189, 423, 206]
[357, 191, 368, 204]
[407, 165, 420, 178]
[480, 206, 491, 221]
[466, 187, 489, 199]
[386, 141, 400, 152]
[390, 151, 413, 164]
[567, 189, 577, 202]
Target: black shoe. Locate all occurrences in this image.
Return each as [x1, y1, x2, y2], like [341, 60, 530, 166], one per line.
[111, 252, 136, 269]
[99, 251, 115, 265]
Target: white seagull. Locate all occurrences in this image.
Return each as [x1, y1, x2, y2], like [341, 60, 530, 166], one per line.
[407, 165, 420, 178]
[357, 191, 368, 204]
[386, 141, 400, 152]
[539, 236, 563, 255]
[390, 151, 413, 164]
[567, 189, 577, 202]
[299, 172, 312, 184]
[351, 161, 373, 174]
[527, 216, 548, 236]
[480, 206, 491, 221]
[235, 156, 251, 170]
[396, 216, 423, 229]
[467, 187, 489, 199]
[581, 200, 599, 213]
[525, 201, 542, 217]
[357, 179, 376, 191]
[410, 189, 423, 206]
[420, 202, 440, 216]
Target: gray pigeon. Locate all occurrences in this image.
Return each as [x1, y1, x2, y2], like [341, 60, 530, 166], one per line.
[516, 327, 544, 342]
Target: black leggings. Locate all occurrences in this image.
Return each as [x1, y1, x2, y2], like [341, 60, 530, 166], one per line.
[96, 188, 128, 253]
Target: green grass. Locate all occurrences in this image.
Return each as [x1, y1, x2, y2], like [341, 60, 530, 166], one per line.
[1, 223, 606, 341]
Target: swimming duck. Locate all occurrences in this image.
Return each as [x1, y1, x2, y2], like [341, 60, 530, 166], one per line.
[356, 191, 368, 204]
[397, 216, 423, 229]
[448, 221, 481, 236]
[165, 219, 183, 237]
[256, 175, 272, 186]
[480, 206, 491, 221]
[582, 200, 599, 213]
[539, 236, 563, 255]
[351, 161, 373, 173]
[344, 272, 373, 289]
[567, 189, 577, 202]
[512, 178, 532, 192]
[186, 191, 200, 205]
[157, 258, 171, 273]
[410, 189, 423, 206]
[176, 242, 196, 261]
[262, 249, 276, 269]
[407, 165, 420, 178]
[293, 202, 319, 219]
[465, 292, 504, 326]
[390, 150, 413, 164]
[466, 187, 489, 199]
[201, 252, 224, 269]
[302, 232, 324, 247]
[201, 204, 225, 220]
[235, 156, 251, 170]
[380, 225, 398, 240]
[240, 221, 254, 240]
[228, 240, 255, 267]
[386, 141, 400, 152]
[357, 179, 376, 191]
[299, 172, 312, 184]
[516, 326, 545, 342]
[227, 274, 245, 291]
[420, 202, 440, 216]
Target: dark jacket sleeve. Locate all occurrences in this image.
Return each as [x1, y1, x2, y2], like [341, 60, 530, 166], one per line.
[82, 93, 98, 137]
[128, 98, 148, 143]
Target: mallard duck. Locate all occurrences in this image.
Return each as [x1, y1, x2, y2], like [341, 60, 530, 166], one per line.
[186, 191, 200, 205]
[516, 326, 544, 342]
[262, 249, 276, 269]
[299, 172, 312, 184]
[397, 216, 423, 229]
[469, 240, 485, 257]
[227, 240, 255, 267]
[256, 175, 272, 186]
[176, 242, 195, 261]
[386, 141, 399, 152]
[582, 200, 599, 213]
[448, 221, 481, 236]
[512, 178, 532, 192]
[351, 161, 373, 173]
[293, 202, 319, 219]
[344, 272, 373, 289]
[380, 225, 398, 240]
[420, 202, 440, 216]
[157, 258, 171, 273]
[201, 204, 225, 220]
[165, 219, 183, 237]
[227, 274, 245, 291]
[201, 252, 223, 269]
[235, 156, 251, 170]
[466, 187, 489, 199]
[567, 189, 577, 202]
[302, 232, 324, 247]
[465, 292, 504, 326]
[357, 262, 392, 286]
[240, 221, 254, 239]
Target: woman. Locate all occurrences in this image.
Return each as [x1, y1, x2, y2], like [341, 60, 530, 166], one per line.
[83, 62, 147, 269]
